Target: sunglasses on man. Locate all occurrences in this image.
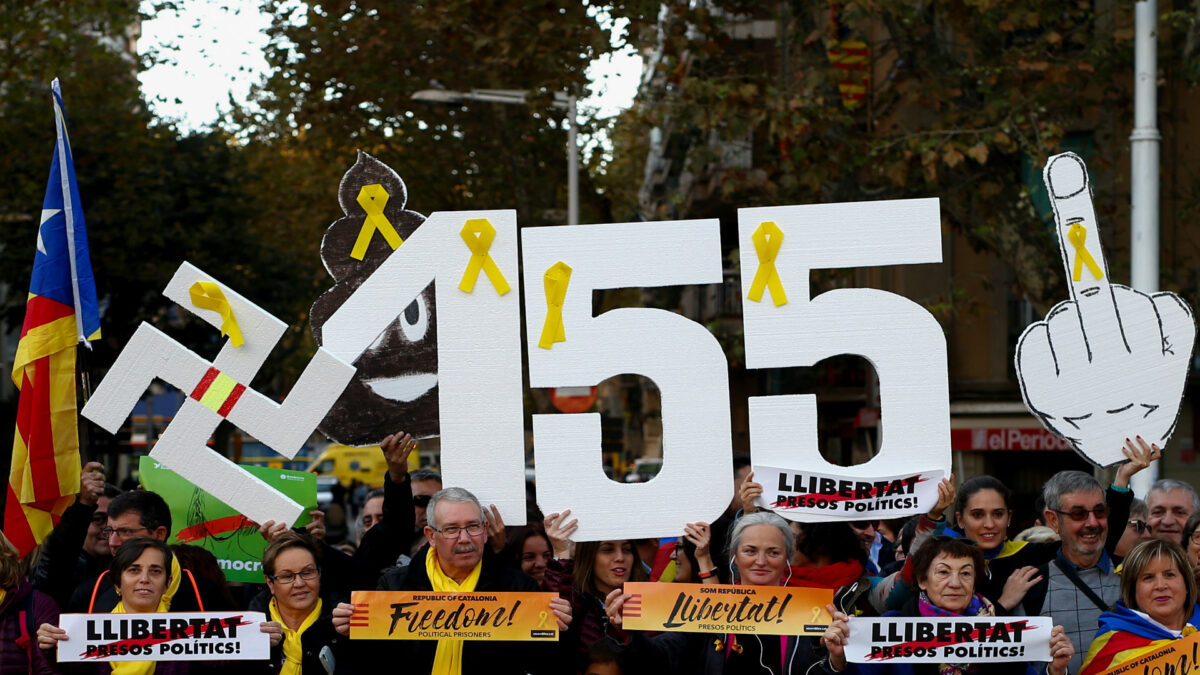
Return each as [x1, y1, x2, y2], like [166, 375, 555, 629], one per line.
[1051, 505, 1110, 521]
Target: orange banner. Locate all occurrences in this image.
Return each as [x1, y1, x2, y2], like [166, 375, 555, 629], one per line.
[621, 582, 834, 636]
[349, 591, 559, 641]
[1094, 630, 1200, 675]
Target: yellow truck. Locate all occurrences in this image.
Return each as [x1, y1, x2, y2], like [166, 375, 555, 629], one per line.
[305, 444, 390, 489]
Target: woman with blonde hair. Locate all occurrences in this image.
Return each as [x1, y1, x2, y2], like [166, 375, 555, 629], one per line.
[1081, 538, 1200, 674]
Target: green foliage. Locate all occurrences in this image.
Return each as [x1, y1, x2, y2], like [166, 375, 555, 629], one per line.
[618, 0, 1136, 313]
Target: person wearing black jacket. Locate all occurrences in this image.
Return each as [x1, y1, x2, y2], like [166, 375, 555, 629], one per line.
[30, 461, 118, 609]
[332, 486, 572, 674]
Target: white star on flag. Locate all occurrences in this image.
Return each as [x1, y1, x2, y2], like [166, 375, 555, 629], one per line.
[37, 208, 59, 255]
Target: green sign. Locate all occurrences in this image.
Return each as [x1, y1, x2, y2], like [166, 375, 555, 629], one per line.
[138, 457, 317, 583]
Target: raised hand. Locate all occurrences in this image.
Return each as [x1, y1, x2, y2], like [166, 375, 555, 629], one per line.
[487, 504, 507, 553]
[929, 474, 955, 519]
[740, 471, 763, 514]
[380, 431, 417, 482]
[78, 461, 106, 507]
[820, 604, 851, 671]
[1016, 152, 1195, 468]
[544, 510, 578, 559]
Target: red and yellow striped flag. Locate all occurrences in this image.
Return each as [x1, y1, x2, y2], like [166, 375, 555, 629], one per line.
[4, 80, 101, 557]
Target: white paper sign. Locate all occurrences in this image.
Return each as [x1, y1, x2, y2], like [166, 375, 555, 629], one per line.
[753, 465, 943, 521]
[57, 611, 269, 662]
[844, 617, 1051, 664]
[1015, 152, 1195, 467]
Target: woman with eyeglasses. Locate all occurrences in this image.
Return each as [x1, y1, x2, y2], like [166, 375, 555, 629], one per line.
[1114, 498, 1153, 558]
[255, 531, 345, 675]
[37, 538, 234, 674]
[822, 536, 1074, 674]
[542, 510, 649, 671]
[1080, 538, 1200, 675]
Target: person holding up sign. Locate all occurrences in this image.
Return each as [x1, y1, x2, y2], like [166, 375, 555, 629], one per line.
[331, 487, 572, 675]
[254, 532, 342, 675]
[1080, 538, 1200, 675]
[822, 536, 1073, 674]
[37, 538, 257, 674]
[543, 510, 649, 669]
[604, 512, 831, 674]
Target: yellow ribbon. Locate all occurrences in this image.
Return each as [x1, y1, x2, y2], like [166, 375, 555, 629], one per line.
[458, 219, 511, 295]
[350, 184, 404, 260]
[1067, 223, 1103, 282]
[538, 261, 572, 349]
[747, 221, 787, 306]
[189, 282, 244, 347]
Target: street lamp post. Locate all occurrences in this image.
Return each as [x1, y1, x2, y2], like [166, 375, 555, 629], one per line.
[411, 88, 579, 225]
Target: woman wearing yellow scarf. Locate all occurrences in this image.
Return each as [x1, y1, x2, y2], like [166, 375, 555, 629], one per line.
[256, 532, 343, 675]
[36, 538, 200, 675]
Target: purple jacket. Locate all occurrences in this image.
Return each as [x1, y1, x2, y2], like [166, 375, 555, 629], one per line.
[1, 579, 59, 675]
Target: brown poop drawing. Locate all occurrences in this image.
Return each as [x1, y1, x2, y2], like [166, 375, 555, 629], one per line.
[310, 151, 439, 444]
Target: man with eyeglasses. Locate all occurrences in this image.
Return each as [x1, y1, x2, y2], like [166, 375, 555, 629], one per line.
[1021, 463, 1146, 674]
[333, 486, 572, 674]
[64, 489, 230, 613]
[405, 468, 442, 557]
[30, 462, 119, 609]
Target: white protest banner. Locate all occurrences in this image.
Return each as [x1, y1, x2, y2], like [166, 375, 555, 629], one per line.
[57, 612, 269, 662]
[1016, 152, 1195, 468]
[843, 616, 1051, 664]
[738, 199, 951, 522]
[754, 465, 944, 521]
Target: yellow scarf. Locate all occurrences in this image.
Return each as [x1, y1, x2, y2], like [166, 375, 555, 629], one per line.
[269, 597, 322, 675]
[425, 549, 482, 674]
[109, 556, 184, 675]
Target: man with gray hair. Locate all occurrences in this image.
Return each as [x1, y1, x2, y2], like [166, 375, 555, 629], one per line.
[332, 486, 572, 673]
[1146, 478, 1200, 545]
[1020, 454, 1149, 673]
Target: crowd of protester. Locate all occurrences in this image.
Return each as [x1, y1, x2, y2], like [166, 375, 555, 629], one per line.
[8, 433, 1200, 674]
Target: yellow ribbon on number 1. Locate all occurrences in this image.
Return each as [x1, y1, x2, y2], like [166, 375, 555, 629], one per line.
[747, 221, 787, 306]
[1067, 223, 1104, 282]
[459, 219, 511, 295]
[539, 262, 572, 349]
[189, 282, 244, 347]
[351, 184, 404, 260]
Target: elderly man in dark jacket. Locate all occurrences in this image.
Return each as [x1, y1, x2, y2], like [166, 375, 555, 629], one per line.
[333, 487, 572, 674]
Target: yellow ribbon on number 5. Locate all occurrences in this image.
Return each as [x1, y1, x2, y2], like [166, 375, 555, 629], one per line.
[1067, 223, 1104, 282]
[351, 184, 404, 261]
[458, 219, 512, 295]
[747, 221, 787, 306]
[539, 261, 572, 350]
[188, 282, 244, 347]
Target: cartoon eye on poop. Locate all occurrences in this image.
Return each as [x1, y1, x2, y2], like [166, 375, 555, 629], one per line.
[309, 151, 440, 445]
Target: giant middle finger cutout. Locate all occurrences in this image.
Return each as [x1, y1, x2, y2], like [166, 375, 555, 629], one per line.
[1015, 152, 1195, 467]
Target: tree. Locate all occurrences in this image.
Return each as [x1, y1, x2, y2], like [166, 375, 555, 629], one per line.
[610, 1, 1139, 316]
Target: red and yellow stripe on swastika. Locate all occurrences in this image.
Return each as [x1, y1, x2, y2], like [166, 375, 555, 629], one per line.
[189, 367, 246, 417]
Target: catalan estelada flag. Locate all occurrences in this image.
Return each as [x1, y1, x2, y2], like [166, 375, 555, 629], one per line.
[3, 79, 101, 557]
